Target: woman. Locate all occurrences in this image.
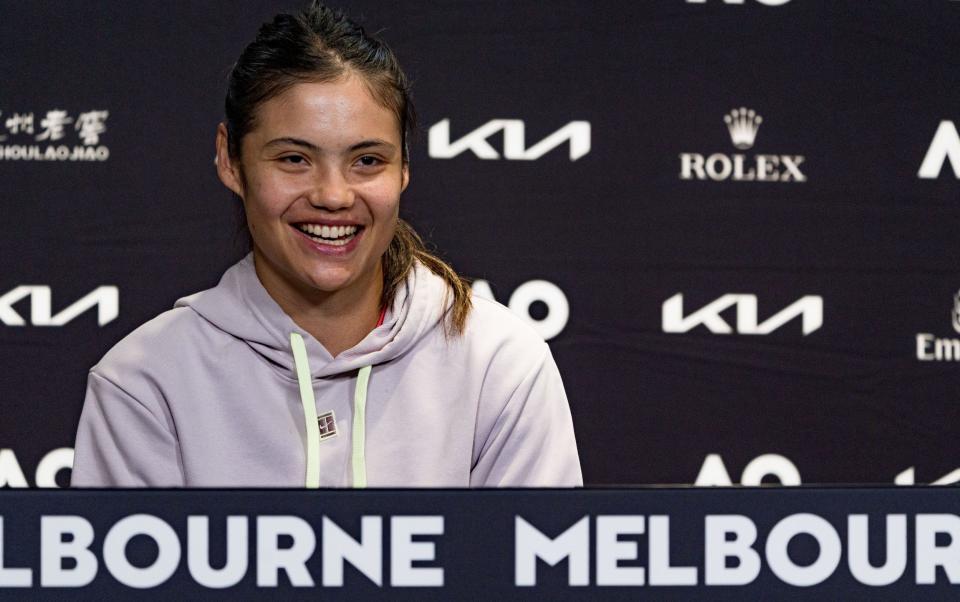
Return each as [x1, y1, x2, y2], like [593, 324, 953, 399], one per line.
[71, 2, 581, 487]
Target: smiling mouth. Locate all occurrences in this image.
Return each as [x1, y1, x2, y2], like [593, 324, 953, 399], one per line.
[295, 223, 363, 247]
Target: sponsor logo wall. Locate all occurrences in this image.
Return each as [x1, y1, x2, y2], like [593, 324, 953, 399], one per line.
[1, 1, 958, 487]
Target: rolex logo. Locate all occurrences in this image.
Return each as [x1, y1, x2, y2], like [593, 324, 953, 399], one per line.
[724, 107, 762, 150]
[679, 106, 806, 183]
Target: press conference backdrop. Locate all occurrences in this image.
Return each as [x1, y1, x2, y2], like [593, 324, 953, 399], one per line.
[0, 0, 958, 488]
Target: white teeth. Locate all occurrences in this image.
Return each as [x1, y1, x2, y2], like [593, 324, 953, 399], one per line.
[297, 223, 360, 245]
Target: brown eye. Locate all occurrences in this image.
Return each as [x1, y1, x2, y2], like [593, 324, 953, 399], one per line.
[357, 155, 380, 167]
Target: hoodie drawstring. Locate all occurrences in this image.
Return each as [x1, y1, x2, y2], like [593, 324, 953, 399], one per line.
[289, 332, 374, 489]
[290, 332, 323, 488]
[351, 365, 371, 488]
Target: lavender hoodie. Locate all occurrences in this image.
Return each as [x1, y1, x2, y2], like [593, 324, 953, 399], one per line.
[71, 255, 582, 487]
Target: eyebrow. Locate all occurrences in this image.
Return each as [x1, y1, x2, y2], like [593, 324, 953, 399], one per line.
[264, 137, 396, 154]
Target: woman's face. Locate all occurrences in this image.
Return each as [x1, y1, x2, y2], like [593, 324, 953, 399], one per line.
[217, 76, 408, 302]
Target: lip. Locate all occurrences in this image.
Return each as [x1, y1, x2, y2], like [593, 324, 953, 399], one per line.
[291, 223, 365, 256]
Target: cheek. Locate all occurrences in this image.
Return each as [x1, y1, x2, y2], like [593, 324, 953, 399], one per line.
[246, 176, 297, 220]
[362, 182, 402, 219]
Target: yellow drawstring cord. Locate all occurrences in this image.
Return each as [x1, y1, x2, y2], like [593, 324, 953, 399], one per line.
[290, 332, 369, 488]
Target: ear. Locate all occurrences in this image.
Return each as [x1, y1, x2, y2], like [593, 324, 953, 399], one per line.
[216, 123, 245, 197]
[401, 161, 410, 193]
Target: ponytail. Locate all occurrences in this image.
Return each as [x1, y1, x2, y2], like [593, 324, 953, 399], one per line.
[382, 219, 472, 335]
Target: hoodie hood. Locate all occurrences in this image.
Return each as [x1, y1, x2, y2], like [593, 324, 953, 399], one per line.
[175, 253, 449, 378]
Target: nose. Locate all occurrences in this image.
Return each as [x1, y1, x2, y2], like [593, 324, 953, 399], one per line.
[306, 165, 354, 211]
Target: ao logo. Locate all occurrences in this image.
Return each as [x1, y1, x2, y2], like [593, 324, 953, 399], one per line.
[695, 453, 960, 486]
[917, 120, 960, 179]
[695, 454, 801, 486]
[662, 293, 823, 335]
[0, 448, 74, 488]
[428, 119, 591, 161]
[0, 286, 118, 326]
[686, 0, 792, 4]
[472, 280, 569, 341]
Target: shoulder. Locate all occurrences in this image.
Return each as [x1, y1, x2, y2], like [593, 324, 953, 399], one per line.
[92, 305, 214, 389]
[459, 294, 551, 379]
[467, 294, 547, 349]
[407, 261, 548, 362]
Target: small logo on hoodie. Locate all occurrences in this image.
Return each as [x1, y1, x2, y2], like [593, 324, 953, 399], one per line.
[318, 411, 338, 440]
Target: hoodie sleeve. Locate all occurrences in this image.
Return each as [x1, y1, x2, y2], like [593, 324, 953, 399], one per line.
[470, 345, 583, 487]
[71, 371, 184, 487]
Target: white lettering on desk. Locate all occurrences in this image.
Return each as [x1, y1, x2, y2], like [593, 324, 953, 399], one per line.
[0, 514, 446, 589]
[514, 513, 960, 587]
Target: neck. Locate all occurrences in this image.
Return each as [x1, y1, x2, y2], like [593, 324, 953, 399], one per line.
[252, 250, 383, 358]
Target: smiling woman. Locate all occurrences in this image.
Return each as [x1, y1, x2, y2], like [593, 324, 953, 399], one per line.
[70, 1, 582, 488]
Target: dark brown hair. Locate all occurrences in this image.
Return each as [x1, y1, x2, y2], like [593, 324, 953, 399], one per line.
[224, 1, 471, 333]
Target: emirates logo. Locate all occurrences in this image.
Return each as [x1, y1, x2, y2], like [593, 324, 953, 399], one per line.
[952, 291, 960, 334]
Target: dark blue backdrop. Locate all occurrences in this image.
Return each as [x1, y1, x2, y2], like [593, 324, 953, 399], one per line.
[1, 0, 958, 487]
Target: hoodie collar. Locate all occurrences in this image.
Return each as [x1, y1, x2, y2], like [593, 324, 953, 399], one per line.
[176, 254, 448, 378]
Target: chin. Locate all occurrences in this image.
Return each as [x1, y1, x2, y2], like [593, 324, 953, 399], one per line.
[301, 263, 367, 291]
[301, 273, 353, 293]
